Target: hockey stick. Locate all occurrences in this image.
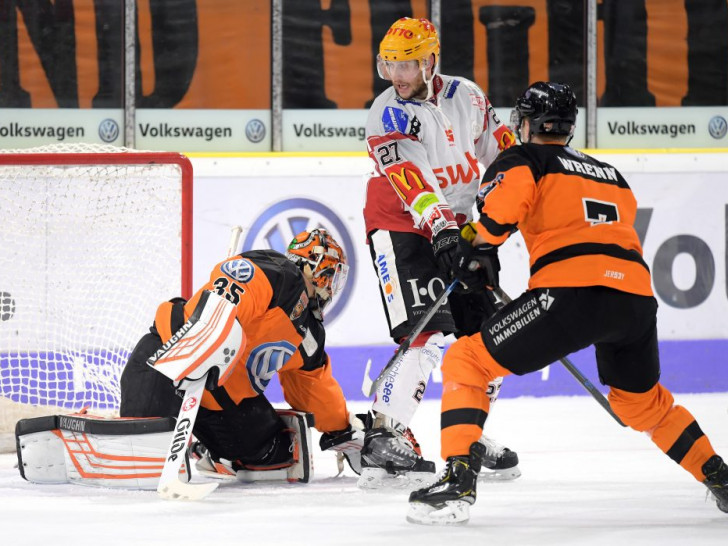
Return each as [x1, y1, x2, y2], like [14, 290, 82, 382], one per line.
[362, 279, 458, 398]
[157, 377, 218, 500]
[156, 226, 246, 500]
[492, 287, 627, 427]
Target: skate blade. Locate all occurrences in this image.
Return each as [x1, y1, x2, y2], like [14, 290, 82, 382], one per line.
[357, 467, 436, 491]
[479, 465, 521, 482]
[407, 500, 470, 525]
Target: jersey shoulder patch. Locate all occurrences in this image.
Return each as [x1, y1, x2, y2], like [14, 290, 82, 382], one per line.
[382, 106, 410, 133]
[221, 258, 255, 283]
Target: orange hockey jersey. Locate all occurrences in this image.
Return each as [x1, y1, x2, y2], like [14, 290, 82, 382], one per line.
[153, 250, 349, 433]
[476, 144, 653, 296]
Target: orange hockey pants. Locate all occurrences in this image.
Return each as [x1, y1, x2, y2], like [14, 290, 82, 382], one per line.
[441, 334, 717, 482]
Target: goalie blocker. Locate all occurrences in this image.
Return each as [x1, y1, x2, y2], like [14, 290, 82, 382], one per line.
[16, 410, 315, 489]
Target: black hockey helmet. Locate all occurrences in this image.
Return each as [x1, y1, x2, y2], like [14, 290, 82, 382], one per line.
[510, 81, 577, 142]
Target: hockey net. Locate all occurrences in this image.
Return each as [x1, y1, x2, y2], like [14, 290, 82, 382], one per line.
[0, 144, 192, 451]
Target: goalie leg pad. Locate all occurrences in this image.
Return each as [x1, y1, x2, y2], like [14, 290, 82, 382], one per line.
[235, 410, 314, 483]
[16, 414, 178, 490]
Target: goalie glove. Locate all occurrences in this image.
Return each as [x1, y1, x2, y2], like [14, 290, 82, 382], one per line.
[319, 412, 367, 475]
[147, 290, 246, 391]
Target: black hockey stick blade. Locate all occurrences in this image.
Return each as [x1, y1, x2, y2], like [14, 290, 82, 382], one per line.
[493, 287, 627, 427]
[363, 280, 458, 398]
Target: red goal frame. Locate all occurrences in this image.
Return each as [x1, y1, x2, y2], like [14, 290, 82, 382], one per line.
[0, 151, 193, 298]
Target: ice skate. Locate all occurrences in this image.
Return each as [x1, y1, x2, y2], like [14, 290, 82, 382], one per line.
[358, 425, 436, 490]
[478, 434, 521, 481]
[407, 441, 485, 525]
[702, 455, 728, 513]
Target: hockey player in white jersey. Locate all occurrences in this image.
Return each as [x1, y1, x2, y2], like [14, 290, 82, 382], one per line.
[361, 17, 520, 488]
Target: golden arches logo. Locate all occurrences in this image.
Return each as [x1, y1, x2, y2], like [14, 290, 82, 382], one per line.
[387, 167, 425, 193]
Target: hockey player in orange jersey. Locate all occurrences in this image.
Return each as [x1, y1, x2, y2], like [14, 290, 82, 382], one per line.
[407, 82, 728, 524]
[119, 229, 365, 482]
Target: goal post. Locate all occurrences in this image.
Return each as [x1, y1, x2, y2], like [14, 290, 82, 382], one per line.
[0, 144, 193, 444]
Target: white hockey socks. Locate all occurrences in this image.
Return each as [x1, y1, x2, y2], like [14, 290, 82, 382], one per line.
[372, 332, 444, 428]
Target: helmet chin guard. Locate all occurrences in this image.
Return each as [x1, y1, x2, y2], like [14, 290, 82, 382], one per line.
[286, 229, 348, 320]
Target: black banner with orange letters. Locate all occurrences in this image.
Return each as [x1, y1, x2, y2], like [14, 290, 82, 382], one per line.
[0, 0, 725, 110]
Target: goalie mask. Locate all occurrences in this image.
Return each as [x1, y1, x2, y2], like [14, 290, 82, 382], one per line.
[286, 229, 348, 320]
[510, 81, 578, 143]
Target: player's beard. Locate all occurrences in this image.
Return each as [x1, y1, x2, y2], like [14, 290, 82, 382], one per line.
[394, 77, 429, 101]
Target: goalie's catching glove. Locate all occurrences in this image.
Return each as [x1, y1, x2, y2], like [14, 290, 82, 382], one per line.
[319, 412, 367, 475]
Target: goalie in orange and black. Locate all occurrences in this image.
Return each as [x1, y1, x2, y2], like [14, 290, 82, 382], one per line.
[407, 82, 728, 525]
[119, 229, 366, 479]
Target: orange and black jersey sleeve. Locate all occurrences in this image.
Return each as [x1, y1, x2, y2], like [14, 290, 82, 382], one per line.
[476, 144, 653, 296]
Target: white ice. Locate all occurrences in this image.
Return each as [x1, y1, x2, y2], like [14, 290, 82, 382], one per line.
[1, 393, 727, 545]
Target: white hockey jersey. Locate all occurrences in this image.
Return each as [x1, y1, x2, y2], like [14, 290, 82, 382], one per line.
[364, 74, 515, 240]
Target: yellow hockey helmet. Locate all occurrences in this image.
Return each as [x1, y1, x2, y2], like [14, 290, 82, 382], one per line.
[377, 17, 440, 80]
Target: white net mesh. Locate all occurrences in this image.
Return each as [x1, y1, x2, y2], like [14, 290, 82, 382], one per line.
[0, 143, 189, 432]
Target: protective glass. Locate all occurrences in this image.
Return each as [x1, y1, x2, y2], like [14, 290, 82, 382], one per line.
[376, 56, 422, 81]
[509, 108, 522, 132]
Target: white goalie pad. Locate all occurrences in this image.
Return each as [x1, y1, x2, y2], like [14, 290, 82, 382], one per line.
[148, 290, 246, 389]
[16, 414, 180, 490]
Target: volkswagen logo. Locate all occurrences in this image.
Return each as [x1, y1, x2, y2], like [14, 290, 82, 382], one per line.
[242, 199, 355, 324]
[98, 119, 119, 143]
[708, 116, 727, 139]
[245, 119, 266, 143]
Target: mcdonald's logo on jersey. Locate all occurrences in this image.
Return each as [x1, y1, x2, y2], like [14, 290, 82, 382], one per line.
[386, 163, 426, 195]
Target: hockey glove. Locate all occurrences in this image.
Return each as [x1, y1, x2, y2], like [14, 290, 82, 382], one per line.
[431, 228, 461, 279]
[454, 236, 500, 293]
[319, 412, 367, 475]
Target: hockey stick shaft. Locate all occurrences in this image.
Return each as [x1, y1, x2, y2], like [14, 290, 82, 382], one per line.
[157, 226, 246, 499]
[157, 376, 219, 499]
[227, 225, 243, 257]
[363, 280, 458, 398]
[493, 287, 626, 427]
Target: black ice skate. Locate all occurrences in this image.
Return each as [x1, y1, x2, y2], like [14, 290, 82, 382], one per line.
[407, 441, 485, 525]
[702, 454, 728, 513]
[358, 425, 436, 490]
[479, 434, 521, 481]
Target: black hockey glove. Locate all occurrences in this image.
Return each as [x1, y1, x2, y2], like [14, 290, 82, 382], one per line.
[319, 413, 369, 475]
[431, 228, 461, 279]
[454, 237, 500, 293]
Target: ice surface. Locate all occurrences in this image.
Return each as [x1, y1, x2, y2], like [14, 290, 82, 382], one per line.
[1, 393, 727, 545]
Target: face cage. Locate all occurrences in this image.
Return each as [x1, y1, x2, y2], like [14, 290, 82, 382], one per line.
[312, 262, 349, 319]
[314, 261, 348, 299]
